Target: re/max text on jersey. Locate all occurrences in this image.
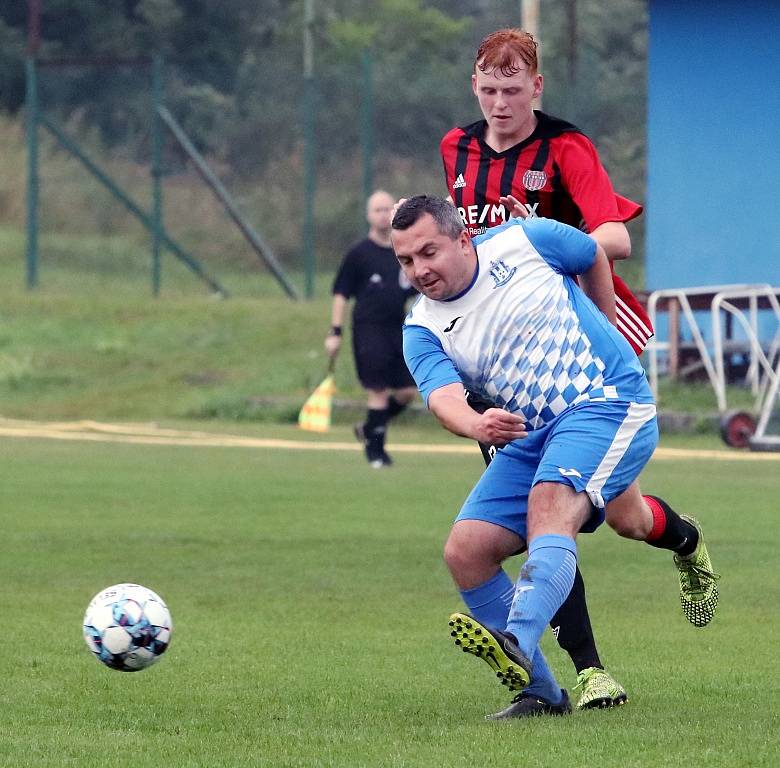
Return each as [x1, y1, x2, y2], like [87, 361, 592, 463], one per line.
[457, 202, 539, 228]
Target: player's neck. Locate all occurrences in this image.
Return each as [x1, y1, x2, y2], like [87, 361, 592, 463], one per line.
[484, 111, 538, 153]
[369, 229, 392, 248]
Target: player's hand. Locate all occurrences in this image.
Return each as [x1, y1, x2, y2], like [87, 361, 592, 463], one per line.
[324, 334, 341, 357]
[499, 194, 528, 219]
[475, 408, 527, 447]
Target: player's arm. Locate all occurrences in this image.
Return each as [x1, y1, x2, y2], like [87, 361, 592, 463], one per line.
[324, 293, 348, 357]
[590, 221, 631, 262]
[557, 134, 637, 261]
[428, 383, 527, 447]
[329, 293, 347, 329]
[327, 247, 360, 357]
[404, 323, 526, 445]
[578, 244, 616, 325]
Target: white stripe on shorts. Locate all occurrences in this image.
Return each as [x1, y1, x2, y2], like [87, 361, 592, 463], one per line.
[585, 402, 656, 509]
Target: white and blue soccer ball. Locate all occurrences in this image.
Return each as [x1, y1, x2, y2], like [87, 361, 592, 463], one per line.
[83, 583, 173, 672]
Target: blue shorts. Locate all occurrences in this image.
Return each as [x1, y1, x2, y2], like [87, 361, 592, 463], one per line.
[456, 400, 658, 541]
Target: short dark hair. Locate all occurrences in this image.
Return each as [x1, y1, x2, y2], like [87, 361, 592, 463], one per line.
[391, 195, 465, 239]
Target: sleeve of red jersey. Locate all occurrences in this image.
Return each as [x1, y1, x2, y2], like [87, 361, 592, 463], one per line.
[556, 133, 643, 231]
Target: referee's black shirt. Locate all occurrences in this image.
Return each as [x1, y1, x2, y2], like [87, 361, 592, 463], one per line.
[332, 238, 416, 325]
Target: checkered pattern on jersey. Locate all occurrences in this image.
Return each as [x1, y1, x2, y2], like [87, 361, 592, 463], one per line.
[472, 285, 606, 430]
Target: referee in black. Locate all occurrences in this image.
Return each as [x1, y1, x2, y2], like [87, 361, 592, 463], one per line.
[325, 190, 418, 468]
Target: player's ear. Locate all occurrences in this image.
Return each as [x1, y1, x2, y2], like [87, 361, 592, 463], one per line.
[533, 74, 544, 100]
[471, 73, 478, 96]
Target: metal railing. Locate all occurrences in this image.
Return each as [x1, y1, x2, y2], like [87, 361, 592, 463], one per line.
[646, 283, 767, 400]
[646, 283, 780, 449]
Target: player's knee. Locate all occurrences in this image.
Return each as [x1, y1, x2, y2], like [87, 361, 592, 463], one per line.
[443, 527, 508, 587]
[606, 507, 650, 540]
[606, 514, 632, 537]
[443, 536, 473, 578]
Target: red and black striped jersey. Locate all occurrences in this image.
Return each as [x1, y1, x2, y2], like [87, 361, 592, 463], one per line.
[440, 111, 653, 354]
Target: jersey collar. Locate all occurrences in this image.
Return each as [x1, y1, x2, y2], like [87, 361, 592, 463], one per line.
[461, 111, 579, 159]
[444, 259, 480, 302]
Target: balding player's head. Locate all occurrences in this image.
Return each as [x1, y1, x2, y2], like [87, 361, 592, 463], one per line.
[366, 190, 395, 235]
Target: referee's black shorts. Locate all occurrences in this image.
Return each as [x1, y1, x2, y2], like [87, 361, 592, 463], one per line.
[352, 322, 416, 391]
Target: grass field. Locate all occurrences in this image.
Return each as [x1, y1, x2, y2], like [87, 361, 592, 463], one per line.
[0, 220, 776, 764]
[0, 224, 757, 429]
[1, 424, 777, 767]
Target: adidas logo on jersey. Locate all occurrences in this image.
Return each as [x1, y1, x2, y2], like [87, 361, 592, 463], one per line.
[452, 173, 466, 189]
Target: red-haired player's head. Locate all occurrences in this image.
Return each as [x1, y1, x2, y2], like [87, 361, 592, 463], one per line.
[472, 29, 543, 152]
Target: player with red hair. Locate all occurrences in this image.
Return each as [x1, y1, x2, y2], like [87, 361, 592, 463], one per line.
[439, 28, 718, 717]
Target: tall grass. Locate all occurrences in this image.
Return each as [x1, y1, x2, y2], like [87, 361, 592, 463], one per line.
[0, 112, 448, 279]
[0, 112, 751, 428]
[0, 228, 755, 429]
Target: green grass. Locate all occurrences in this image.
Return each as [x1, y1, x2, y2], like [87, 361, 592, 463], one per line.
[0, 224, 763, 429]
[1, 156, 776, 765]
[0, 221, 775, 763]
[0, 223, 360, 420]
[0, 428, 777, 766]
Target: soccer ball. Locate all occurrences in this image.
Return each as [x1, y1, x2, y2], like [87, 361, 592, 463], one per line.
[83, 583, 173, 672]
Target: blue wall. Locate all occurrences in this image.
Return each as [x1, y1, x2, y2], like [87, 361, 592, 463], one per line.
[647, 0, 780, 290]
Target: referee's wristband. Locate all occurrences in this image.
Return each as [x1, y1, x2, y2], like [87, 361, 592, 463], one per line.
[328, 326, 342, 337]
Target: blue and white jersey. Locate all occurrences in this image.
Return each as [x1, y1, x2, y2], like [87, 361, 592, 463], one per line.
[403, 217, 653, 430]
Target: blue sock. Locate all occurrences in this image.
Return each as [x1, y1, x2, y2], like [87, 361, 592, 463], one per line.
[505, 534, 577, 662]
[459, 569, 514, 628]
[524, 648, 564, 704]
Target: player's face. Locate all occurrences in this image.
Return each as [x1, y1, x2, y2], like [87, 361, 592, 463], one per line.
[472, 62, 542, 146]
[366, 193, 395, 233]
[391, 214, 476, 301]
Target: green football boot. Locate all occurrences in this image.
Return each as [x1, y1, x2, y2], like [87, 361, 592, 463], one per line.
[673, 516, 720, 627]
[574, 666, 628, 710]
[448, 613, 531, 691]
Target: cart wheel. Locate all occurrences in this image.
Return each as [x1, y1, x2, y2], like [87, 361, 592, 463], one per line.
[719, 410, 757, 448]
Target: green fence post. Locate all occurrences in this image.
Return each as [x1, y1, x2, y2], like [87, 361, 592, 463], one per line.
[39, 113, 227, 296]
[151, 56, 164, 297]
[302, 0, 316, 299]
[302, 79, 316, 299]
[25, 56, 39, 289]
[361, 46, 374, 205]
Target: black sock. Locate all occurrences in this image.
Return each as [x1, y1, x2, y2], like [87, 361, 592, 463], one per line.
[477, 441, 496, 467]
[386, 396, 407, 420]
[364, 408, 389, 459]
[644, 495, 699, 556]
[465, 392, 496, 467]
[549, 566, 602, 673]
